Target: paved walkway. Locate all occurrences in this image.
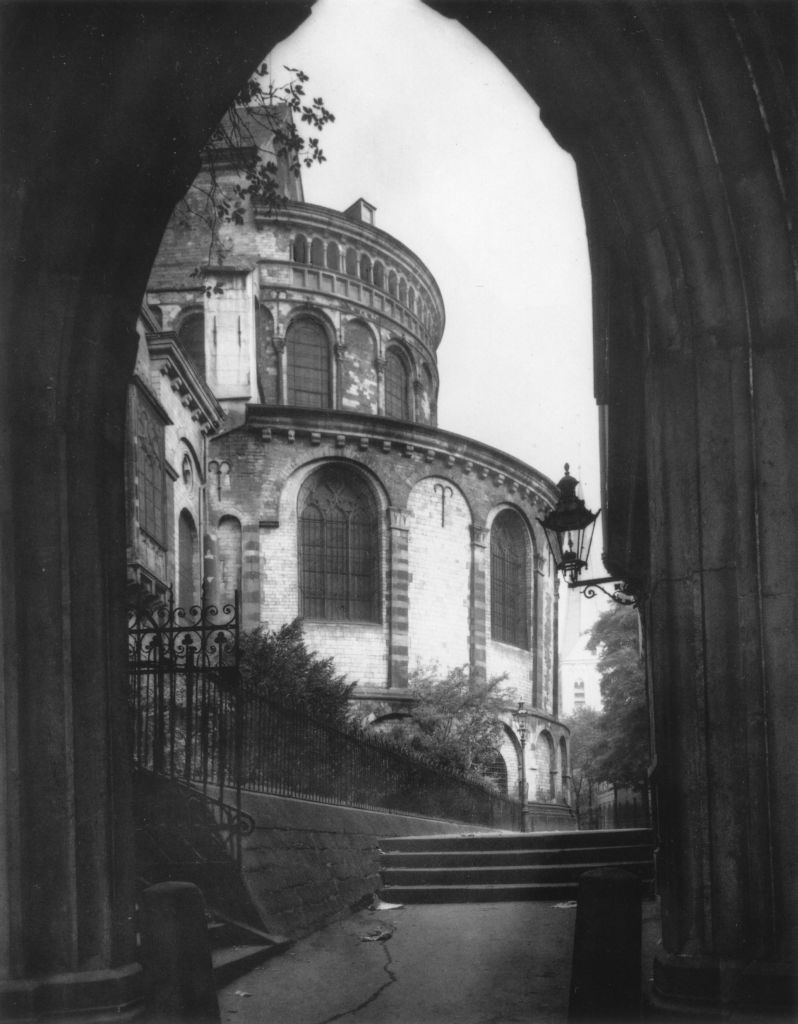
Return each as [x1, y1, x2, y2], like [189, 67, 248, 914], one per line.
[219, 900, 660, 1024]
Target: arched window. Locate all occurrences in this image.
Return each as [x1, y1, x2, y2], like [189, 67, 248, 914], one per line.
[299, 465, 379, 622]
[217, 515, 242, 603]
[326, 241, 340, 271]
[388, 270, 397, 296]
[490, 509, 529, 648]
[178, 510, 198, 614]
[373, 261, 384, 289]
[408, 286, 415, 312]
[399, 278, 407, 305]
[293, 234, 307, 263]
[474, 749, 509, 794]
[359, 254, 371, 282]
[177, 311, 205, 377]
[536, 732, 555, 800]
[310, 237, 324, 266]
[136, 399, 166, 545]
[345, 247, 358, 276]
[286, 318, 331, 408]
[384, 347, 410, 420]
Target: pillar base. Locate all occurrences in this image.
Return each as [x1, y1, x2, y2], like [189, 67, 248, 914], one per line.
[652, 950, 795, 1019]
[0, 963, 144, 1023]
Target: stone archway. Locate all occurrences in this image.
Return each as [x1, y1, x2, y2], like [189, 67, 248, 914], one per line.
[1, 2, 795, 1018]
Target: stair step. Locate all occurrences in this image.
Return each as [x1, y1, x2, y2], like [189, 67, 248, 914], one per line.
[378, 829, 655, 905]
[380, 844, 653, 869]
[381, 860, 654, 886]
[379, 882, 581, 903]
[380, 828, 652, 854]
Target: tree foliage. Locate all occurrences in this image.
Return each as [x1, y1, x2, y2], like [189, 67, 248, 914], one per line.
[238, 619, 354, 729]
[179, 63, 334, 271]
[586, 604, 650, 790]
[564, 605, 651, 823]
[383, 665, 513, 778]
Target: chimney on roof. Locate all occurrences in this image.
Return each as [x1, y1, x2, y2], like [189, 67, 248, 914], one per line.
[344, 198, 376, 225]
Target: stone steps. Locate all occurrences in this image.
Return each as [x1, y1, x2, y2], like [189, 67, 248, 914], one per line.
[379, 828, 654, 903]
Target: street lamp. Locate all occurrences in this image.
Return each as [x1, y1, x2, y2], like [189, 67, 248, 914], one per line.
[538, 462, 639, 605]
[538, 463, 600, 584]
[512, 699, 532, 832]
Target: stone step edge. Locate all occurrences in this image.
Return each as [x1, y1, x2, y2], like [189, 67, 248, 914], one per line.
[212, 939, 292, 989]
[381, 847, 653, 864]
[381, 859, 654, 877]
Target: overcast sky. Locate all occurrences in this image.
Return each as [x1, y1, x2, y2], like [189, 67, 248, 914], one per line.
[266, 0, 606, 603]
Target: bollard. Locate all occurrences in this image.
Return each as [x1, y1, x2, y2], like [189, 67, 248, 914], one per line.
[139, 881, 220, 1024]
[568, 867, 642, 1022]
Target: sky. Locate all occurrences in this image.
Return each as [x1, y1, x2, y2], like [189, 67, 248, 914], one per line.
[266, 0, 607, 605]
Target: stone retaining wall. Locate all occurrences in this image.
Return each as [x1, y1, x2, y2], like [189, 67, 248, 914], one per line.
[237, 792, 499, 938]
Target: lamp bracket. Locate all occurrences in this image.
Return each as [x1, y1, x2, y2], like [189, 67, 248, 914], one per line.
[568, 576, 640, 607]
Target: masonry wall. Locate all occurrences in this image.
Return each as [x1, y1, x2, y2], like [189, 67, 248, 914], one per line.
[237, 793, 495, 938]
[407, 477, 471, 674]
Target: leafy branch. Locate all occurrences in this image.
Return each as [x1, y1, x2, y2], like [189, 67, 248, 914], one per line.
[175, 63, 335, 285]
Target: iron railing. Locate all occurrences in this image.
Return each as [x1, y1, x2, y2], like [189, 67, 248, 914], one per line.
[128, 591, 521, 832]
[128, 589, 247, 860]
[238, 692, 521, 829]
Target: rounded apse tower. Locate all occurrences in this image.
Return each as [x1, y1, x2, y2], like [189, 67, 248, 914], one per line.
[146, 166, 572, 817]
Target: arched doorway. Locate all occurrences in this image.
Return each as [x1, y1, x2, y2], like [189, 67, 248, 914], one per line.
[2, 4, 795, 1018]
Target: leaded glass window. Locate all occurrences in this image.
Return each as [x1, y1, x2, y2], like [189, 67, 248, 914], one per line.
[286, 318, 331, 408]
[490, 510, 529, 648]
[299, 466, 379, 622]
[136, 399, 166, 546]
[178, 510, 198, 614]
[384, 348, 410, 420]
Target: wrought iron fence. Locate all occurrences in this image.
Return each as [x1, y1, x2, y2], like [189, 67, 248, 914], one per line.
[128, 591, 521, 832]
[238, 693, 521, 829]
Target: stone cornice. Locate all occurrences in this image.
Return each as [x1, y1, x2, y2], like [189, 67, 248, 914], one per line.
[244, 405, 559, 511]
[147, 333, 225, 435]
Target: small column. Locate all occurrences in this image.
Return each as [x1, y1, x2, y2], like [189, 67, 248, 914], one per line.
[273, 336, 285, 405]
[374, 356, 386, 415]
[469, 524, 489, 684]
[387, 507, 410, 688]
[334, 341, 347, 410]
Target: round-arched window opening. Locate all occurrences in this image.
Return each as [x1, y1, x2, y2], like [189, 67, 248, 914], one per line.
[181, 454, 193, 491]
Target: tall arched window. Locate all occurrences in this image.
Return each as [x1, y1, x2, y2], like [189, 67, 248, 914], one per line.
[293, 234, 307, 263]
[359, 254, 371, 282]
[536, 732, 555, 800]
[299, 465, 379, 622]
[345, 247, 358, 276]
[384, 347, 410, 420]
[326, 241, 340, 271]
[373, 262, 384, 289]
[310, 237, 324, 266]
[490, 509, 529, 648]
[286, 318, 331, 408]
[178, 510, 198, 614]
[177, 311, 205, 377]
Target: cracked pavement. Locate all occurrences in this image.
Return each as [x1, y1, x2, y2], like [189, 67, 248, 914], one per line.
[218, 902, 581, 1024]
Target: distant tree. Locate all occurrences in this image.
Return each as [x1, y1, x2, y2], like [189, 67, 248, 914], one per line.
[582, 604, 651, 820]
[384, 665, 514, 778]
[562, 705, 603, 828]
[238, 619, 354, 729]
